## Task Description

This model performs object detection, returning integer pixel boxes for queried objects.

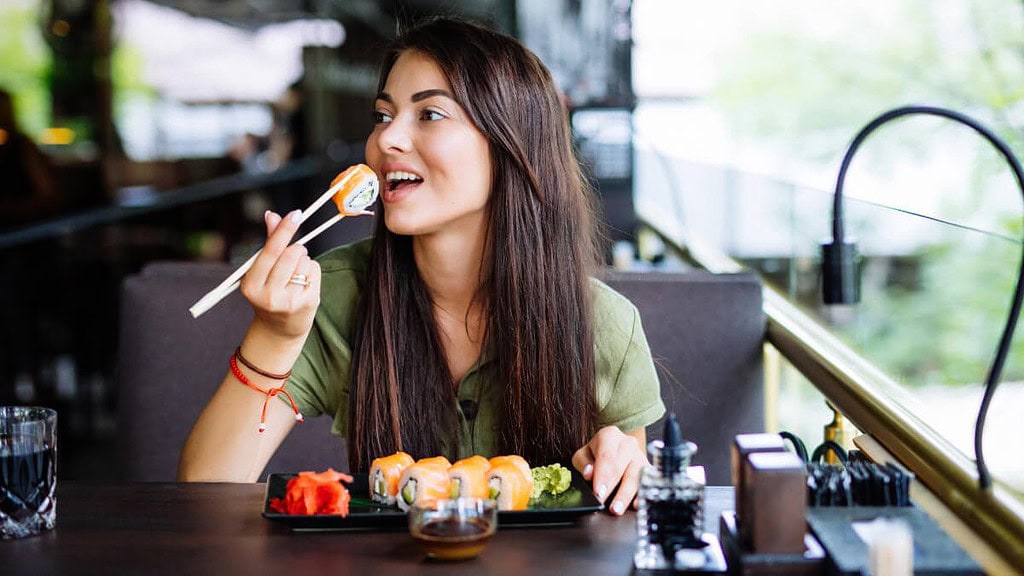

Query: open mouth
[385,170,424,192]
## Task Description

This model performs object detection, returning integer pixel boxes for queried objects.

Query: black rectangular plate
[262,469,603,531]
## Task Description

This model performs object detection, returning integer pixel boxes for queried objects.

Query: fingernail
[289,209,302,222]
[611,501,624,515]
[597,484,607,500]
[264,210,272,224]
[583,464,593,478]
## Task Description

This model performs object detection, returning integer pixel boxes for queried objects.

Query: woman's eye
[372,111,393,124]
[420,109,445,121]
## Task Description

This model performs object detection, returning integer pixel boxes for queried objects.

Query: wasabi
[530,463,572,499]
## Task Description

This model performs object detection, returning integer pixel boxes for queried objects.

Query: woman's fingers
[609,459,643,516]
[237,209,321,341]
[265,210,283,235]
[266,243,308,293]
[589,427,630,505]
[571,445,596,481]
[308,260,322,303]
[286,257,320,307]
[247,210,302,287]
[581,426,646,516]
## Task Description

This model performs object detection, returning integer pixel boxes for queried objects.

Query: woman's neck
[412,225,488,316]
[414,225,489,382]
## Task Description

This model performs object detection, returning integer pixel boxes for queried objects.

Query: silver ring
[288,273,311,287]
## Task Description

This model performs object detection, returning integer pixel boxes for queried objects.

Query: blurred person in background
[0,88,59,229]
[227,81,308,176]
[0,87,61,403]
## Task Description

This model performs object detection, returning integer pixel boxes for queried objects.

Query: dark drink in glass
[0,407,57,540]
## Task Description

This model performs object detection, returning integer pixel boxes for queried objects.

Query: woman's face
[366,50,493,237]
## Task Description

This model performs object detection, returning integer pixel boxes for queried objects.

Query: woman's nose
[375,117,412,153]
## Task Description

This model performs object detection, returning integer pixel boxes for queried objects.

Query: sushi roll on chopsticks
[369,451,415,506]
[448,455,491,499]
[397,456,452,511]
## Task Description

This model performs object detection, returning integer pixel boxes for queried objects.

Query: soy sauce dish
[408,498,497,561]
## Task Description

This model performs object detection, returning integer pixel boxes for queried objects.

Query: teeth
[385,171,422,182]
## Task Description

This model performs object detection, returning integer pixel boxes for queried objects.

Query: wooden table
[0,483,733,576]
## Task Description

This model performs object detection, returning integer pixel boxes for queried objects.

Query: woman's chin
[383,214,426,236]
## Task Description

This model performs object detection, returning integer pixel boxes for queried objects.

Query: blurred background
[1,0,1022,499]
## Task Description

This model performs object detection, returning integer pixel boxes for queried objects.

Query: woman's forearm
[178,325,306,482]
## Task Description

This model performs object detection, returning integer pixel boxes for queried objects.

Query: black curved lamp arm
[825,105,1024,490]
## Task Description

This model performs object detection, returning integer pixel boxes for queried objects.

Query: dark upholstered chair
[117,262,342,482]
[118,263,764,484]
[604,270,765,485]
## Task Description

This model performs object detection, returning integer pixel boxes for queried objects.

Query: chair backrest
[604,270,765,485]
[118,263,765,485]
[117,262,342,482]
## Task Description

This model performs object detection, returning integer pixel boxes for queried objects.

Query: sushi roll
[329,163,379,215]
[396,457,451,511]
[369,451,415,505]
[488,455,532,485]
[417,455,451,469]
[486,461,533,511]
[448,455,491,499]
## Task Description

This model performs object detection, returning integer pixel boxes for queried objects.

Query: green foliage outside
[110,39,158,143]
[710,0,1024,387]
[0,5,52,138]
[0,2,155,143]
[847,221,1023,386]
[713,0,1024,160]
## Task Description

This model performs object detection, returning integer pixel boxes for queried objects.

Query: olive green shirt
[284,239,665,459]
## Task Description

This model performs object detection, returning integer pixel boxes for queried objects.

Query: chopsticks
[189,168,376,318]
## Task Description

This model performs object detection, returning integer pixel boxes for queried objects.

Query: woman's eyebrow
[375,89,455,103]
[411,89,454,102]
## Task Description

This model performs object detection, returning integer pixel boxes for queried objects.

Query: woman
[179,17,665,516]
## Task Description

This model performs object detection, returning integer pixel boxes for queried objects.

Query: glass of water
[0,406,57,540]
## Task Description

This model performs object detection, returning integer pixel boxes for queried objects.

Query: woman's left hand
[572,426,648,516]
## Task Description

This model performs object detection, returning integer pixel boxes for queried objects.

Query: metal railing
[0,158,320,250]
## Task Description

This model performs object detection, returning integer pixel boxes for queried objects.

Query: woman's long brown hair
[348,17,603,471]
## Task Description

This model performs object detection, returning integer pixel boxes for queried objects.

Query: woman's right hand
[239,210,321,341]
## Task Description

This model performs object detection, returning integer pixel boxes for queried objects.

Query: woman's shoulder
[589,277,639,318]
[588,277,641,349]
[312,238,373,329]
[316,237,373,274]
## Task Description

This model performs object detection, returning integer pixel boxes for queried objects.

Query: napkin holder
[719,511,825,576]
[805,507,984,575]
[724,449,826,575]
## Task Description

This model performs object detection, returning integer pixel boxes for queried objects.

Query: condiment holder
[634,413,727,573]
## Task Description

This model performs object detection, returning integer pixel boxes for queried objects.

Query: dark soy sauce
[0,439,55,520]
[413,517,493,560]
[647,496,705,556]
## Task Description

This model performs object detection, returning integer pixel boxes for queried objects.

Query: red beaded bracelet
[229,354,303,433]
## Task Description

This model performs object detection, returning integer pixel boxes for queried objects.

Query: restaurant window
[632,0,1024,497]
[111,0,342,161]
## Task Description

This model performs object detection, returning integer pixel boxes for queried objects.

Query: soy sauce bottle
[634,413,705,570]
